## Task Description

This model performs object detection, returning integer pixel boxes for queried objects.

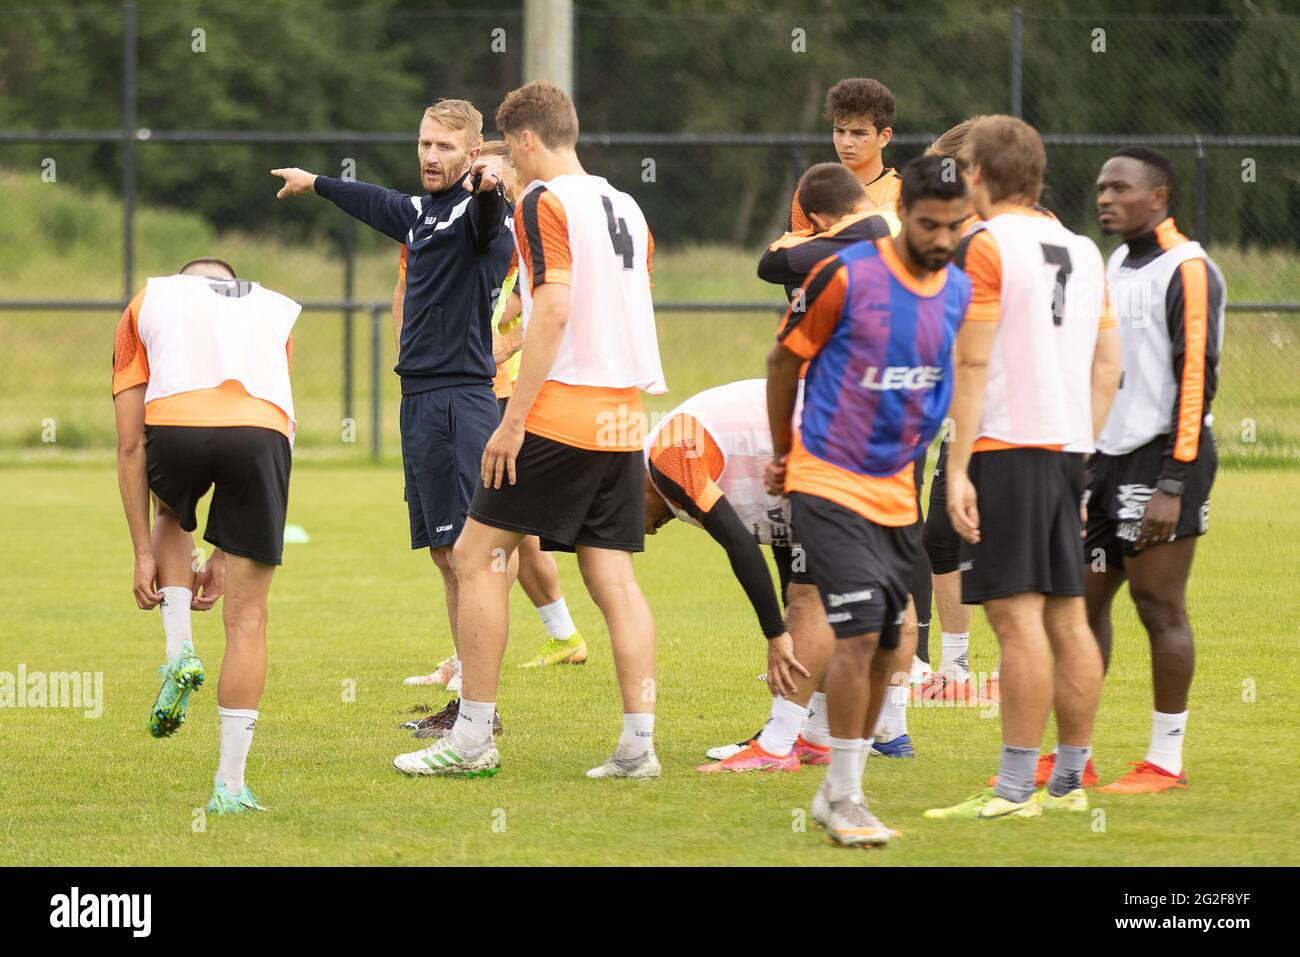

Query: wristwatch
[1156,477,1185,497]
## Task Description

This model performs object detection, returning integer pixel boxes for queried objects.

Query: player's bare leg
[818,630,893,846]
[393,518,520,778]
[1101,537,1197,792]
[208,555,275,812]
[578,545,660,779]
[871,598,917,756]
[147,498,208,738]
[452,520,523,702]
[1084,560,1127,671]
[917,570,983,701]
[984,593,1053,801]
[785,583,835,707]
[516,535,588,668]
[1040,595,1103,803]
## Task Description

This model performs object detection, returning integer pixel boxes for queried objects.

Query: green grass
[1,167,1298,462]
[1,463,1297,866]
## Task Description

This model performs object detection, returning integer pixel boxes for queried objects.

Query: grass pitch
[1,463,1297,866]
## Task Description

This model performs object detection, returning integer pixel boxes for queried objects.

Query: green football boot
[148,644,205,738]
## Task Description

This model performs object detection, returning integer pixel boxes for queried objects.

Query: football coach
[272,98,512,683]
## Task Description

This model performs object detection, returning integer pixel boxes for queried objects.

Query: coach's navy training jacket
[315,175,513,395]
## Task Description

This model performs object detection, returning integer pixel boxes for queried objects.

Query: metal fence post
[122,0,138,298]
[370,304,382,461]
[1194,135,1208,244]
[1010,6,1023,119]
[343,213,356,427]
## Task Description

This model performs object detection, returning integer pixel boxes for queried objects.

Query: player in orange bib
[112,257,297,815]
[393,82,666,781]
[924,117,1123,821]
[788,78,902,234]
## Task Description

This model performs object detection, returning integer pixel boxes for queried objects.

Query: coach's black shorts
[1084,427,1216,571]
[960,448,1086,604]
[145,424,291,566]
[401,384,498,551]
[789,491,918,646]
[922,441,962,575]
[470,432,645,552]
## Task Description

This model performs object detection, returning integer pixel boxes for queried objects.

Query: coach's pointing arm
[271,167,414,243]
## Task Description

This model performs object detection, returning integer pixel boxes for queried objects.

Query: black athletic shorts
[789,491,918,646]
[960,448,1086,604]
[145,424,291,566]
[923,441,962,575]
[401,384,498,551]
[771,542,815,607]
[1084,427,1216,571]
[498,396,510,420]
[469,431,645,552]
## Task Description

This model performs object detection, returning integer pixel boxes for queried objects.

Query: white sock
[871,685,910,741]
[1146,710,1187,774]
[616,712,654,759]
[756,696,807,756]
[536,598,577,640]
[160,586,193,661]
[216,707,258,793]
[827,737,864,800]
[939,632,970,675]
[449,697,496,754]
[857,738,872,780]
[803,691,831,746]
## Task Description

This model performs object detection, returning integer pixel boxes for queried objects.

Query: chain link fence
[2,3,1297,463]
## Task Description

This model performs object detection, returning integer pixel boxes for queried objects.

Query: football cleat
[793,735,830,766]
[148,645,205,738]
[826,793,892,848]
[910,669,977,703]
[206,781,266,815]
[519,633,588,668]
[1099,761,1188,794]
[403,656,458,687]
[923,787,1042,820]
[870,733,915,758]
[413,698,503,739]
[393,738,501,778]
[705,729,763,762]
[696,740,799,773]
[1031,787,1089,813]
[586,750,661,779]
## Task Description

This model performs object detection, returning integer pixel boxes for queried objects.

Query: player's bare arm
[113,384,162,610]
[190,548,225,611]
[1090,324,1123,442]
[945,318,998,544]
[764,343,803,496]
[481,282,569,490]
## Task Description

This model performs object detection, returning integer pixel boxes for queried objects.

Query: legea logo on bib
[861,366,943,391]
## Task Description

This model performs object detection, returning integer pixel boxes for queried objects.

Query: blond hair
[423,98,483,142]
[925,116,986,166]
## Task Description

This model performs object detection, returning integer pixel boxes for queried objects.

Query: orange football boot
[1099,761,1188,794]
